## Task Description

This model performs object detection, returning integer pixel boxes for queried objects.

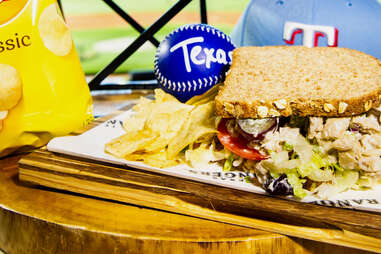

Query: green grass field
[62,0,250,74]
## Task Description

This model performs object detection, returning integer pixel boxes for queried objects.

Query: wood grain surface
[2,155,374,254]
[16,105,381,253]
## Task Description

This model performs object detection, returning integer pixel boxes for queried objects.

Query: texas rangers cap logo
[283,21,338,47]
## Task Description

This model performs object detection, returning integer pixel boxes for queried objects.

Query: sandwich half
[215,46,381,198]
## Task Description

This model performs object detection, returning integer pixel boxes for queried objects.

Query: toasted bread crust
[215,46,381,118]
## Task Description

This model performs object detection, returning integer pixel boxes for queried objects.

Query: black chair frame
[61,0,208,91]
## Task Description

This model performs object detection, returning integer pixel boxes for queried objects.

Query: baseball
[154,24,235,102]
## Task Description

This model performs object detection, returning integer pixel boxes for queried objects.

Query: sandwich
[106,45,381,199]
[214,46,381,198]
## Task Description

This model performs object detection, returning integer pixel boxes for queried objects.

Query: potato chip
[145,108,192,152]
[107,89,219,168]
[105,130,158,158]
[186,83,221,106]
[122,89,194,153]
[123,92,193,133]
[147,102,192,130]
[123,97,153,132]
[122,114,146,132]
[125,151,179,168]
[131,96,154,116]
[152,100,193,115]
[139,151,180,168]
[123,152,149,164]
[167,102,216,158]
[154,89,179,103]
[38,3,72,56]
[185,143,225,169]
[0,64,22,111]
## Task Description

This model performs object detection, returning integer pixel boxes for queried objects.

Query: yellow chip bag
[0,0,93,157]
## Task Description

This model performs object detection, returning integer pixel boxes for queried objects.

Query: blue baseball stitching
[156,71,221,92]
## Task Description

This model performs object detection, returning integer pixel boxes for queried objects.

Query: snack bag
[0,0,93,157]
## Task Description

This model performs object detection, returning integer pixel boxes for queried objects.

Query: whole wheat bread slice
[215,46,381,118]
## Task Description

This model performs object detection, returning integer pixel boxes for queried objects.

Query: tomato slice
[217,119,268,161]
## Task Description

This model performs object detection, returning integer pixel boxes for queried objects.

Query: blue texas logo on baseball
[154,24,236,102]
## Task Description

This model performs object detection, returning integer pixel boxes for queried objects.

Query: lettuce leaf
[298,152,334,181]
[286,170,307,198]
[314,170,359,199]
[223,153,235,171]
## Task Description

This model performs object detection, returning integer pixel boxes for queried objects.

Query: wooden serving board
[1,155,372,254]
[18,113,381,253]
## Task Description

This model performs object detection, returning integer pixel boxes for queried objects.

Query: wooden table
[0,92,376,254]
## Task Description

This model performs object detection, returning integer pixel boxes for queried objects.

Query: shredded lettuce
[283,142,293,151]
[312,145,322,154]
[331,163,344,172]
[293,135,313,163]
[244,176,253,183]
[271,151,289,167]
[286,170,307,198]
[270,171,280,179]
[252,122,370,199]
[354,175,377,190]
[266,147,354,199]
[263,150,302,173]
[314,170,359,199]
[298,152,333,181]
[223,153,235,171]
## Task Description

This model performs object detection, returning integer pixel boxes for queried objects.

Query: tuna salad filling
[215,109,381,199]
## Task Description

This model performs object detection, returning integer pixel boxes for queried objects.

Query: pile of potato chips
[105,86,221,168]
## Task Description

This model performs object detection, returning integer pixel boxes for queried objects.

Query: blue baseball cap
[231,0,381,59]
